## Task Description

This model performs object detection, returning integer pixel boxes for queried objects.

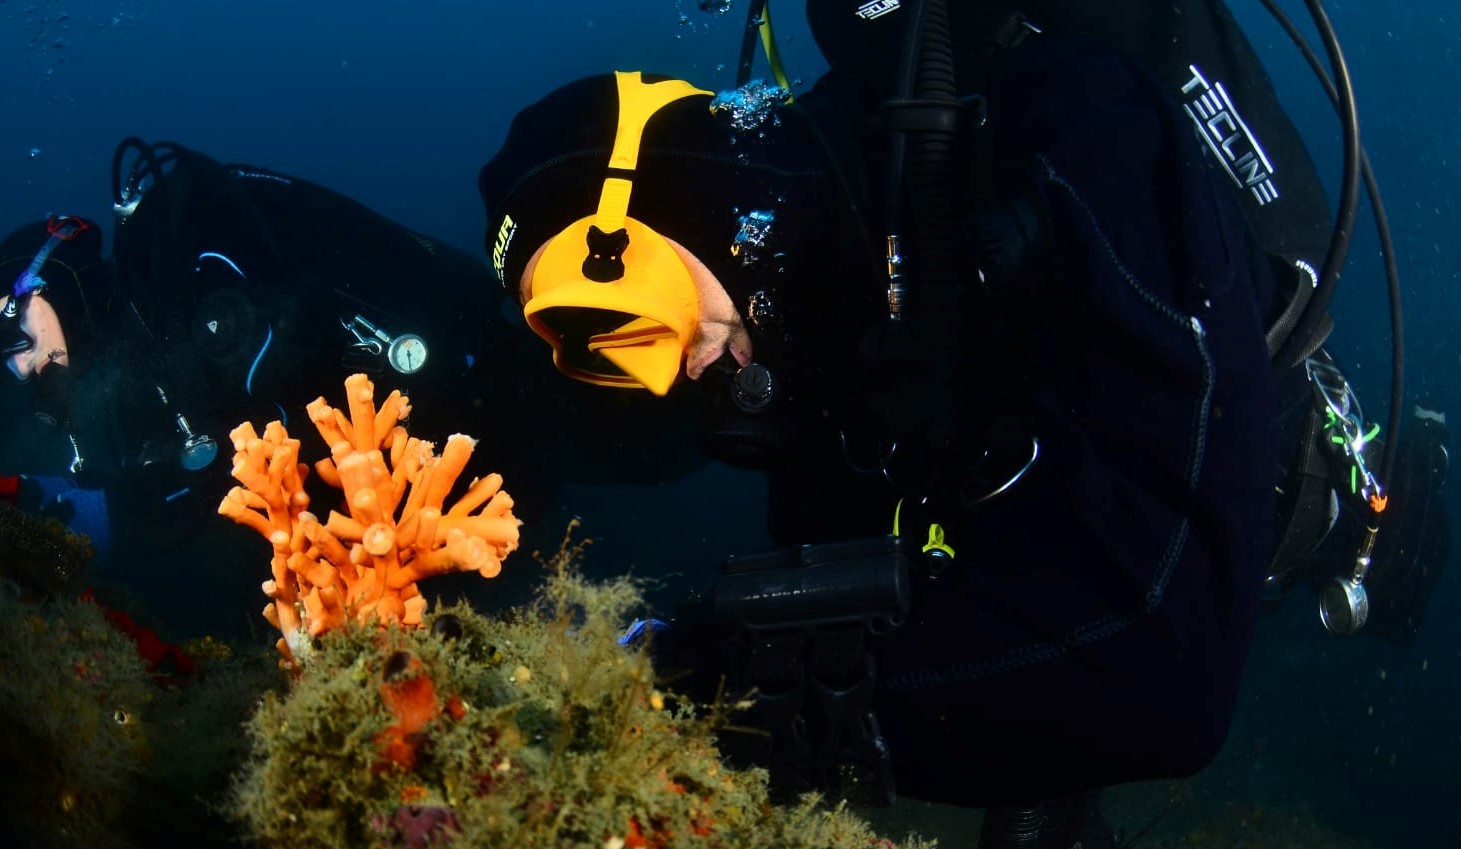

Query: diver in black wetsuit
[2,140,515,532]
[0,142,527,627]
[1,139,713,631]
[475,2,1443,844]
[478,0,1279,825]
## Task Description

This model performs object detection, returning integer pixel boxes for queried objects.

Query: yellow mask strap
[756,2,795,96]
[583,72,711,282]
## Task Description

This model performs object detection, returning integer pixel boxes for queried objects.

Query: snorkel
[10,219,74,299]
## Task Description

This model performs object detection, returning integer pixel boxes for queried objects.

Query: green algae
[0,503,93,599]
[231,525,934,849]
[0,592,152,848]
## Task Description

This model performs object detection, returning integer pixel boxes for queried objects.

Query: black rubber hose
[1269,1,1362,376]
[883,0,923,239]
[111,137,160,207]
[904,0,963,460]
[111,139,184,213]
[735,0,769,87]
[907,0,959,264]
[1260,0,1403,489]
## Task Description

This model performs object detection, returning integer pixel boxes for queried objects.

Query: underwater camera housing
[670,535,912,804]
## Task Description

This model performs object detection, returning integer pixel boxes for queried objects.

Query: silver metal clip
[341,314,390,356]
[67,432,84,474]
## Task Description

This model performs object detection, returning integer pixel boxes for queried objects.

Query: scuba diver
[478,0,1443,846]
[1,138,713,631]
[2,140,521,514]
[1,217,118,555]
[0,141,521,625]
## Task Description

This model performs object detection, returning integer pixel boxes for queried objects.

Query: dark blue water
[0,0,828,251]
[2,2,1457,847]
[1229,6,1461,847]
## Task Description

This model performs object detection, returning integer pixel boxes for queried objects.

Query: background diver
[0,137,705,635]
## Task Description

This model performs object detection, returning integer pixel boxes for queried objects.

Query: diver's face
[1,292,70,381]
[519,235,752,381]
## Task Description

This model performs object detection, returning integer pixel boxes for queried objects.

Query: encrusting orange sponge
[217,373,519,665]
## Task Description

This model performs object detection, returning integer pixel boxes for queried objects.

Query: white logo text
[1181,65,1279,206]
[856,0,900,21]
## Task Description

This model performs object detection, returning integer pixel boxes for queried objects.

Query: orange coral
[218,372,519,664]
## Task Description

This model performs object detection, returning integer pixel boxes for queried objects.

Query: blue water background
[1,1,1458,846]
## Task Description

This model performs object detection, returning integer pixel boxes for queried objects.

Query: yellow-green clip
[893,499,956,558]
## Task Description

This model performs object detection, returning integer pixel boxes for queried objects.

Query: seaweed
[0,592,151,848]
[231,522,933,849]
[0,503,93,599]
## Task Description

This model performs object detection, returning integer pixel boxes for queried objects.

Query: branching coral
[218,372,520,664]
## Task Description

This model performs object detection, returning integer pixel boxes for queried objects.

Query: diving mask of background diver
[1,291,68,380]
[522,71,711,397]
[3,216,91,381]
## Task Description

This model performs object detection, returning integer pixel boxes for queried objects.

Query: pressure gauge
[386,334,428,375]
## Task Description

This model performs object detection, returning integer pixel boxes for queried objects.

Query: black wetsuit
[769,30,1281,806]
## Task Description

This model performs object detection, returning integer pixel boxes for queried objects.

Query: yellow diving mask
[523,71,712,397]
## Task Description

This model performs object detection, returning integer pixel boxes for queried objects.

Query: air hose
[869,0,966,474]
[1267,0,1362,375]
[905,0,963,460]
[1259,0,1403,508]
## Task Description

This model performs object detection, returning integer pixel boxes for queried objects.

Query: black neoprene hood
[478,73,831,301]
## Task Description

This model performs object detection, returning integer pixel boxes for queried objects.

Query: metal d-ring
[968,436,1040,506]
[839,429,900,479]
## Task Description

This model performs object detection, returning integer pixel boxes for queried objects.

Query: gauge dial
[386,334,428,375]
